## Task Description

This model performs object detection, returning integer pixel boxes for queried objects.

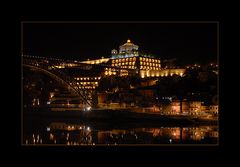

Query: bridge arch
[22,62,91,106]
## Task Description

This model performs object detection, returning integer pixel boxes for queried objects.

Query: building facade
[105,39,185,78]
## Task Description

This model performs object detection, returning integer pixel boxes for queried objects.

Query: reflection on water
[23,120,218,145]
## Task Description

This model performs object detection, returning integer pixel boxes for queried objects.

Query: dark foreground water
[23,114,218,145]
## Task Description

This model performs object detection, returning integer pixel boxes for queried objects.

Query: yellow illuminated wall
[74,77,101,89]
[110,56,186,78]
[140,69,185,78]
[111,57,136,69]
[139,57,161,70]
[111,56,161,70]
[80,57,110,64]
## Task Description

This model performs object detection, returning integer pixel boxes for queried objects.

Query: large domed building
[105,39,184,78]
[80,39,185,78]
[111,39,139,59]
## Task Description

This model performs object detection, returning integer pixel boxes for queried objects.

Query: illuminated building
[80,57,110,64]
[106,39,185,77]
[74,77,101,90]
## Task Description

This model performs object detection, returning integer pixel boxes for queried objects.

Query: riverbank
[23,107,218,127]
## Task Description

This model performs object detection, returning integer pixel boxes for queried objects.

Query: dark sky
[22,22,217,65]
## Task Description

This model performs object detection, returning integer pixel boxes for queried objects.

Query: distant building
[105,39,185,78]
[161,100,205,115]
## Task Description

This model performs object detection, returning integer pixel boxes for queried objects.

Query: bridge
[22,55,137,109]
[22,55,94,107]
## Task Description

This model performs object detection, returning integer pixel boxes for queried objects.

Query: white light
[86,107,91,111]
[87,127,90,131]
[47,127,50,131]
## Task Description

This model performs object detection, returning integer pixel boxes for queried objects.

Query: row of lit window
[112,57,136,63]
[112,64,160,68]
[105,71,117,76]
[140,57,160,63]
[75,86,96,89]
[140,63,160,67]
[75,77,101,81]
[140,62,160,66]
[140,66,161,70]
[122,66,135,69]
[105,68,118,71]
[105,70,129,76]
[112,65,135,69]
[112,61,136,66]
[76,82,98,85]
[141,72,183,78]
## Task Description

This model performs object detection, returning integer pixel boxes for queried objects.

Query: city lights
[23,23,218,146]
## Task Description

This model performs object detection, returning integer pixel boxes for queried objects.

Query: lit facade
[105,39,185,77]
[74,77,101,90]
[140,69,185,78]
[80,57,110,64]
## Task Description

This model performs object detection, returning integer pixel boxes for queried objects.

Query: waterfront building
[105,39,185,78]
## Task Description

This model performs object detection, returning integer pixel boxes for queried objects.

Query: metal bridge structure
[22,55,93,107]
[22,55,138,108]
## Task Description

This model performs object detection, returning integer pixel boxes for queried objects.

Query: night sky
[22,22,217,65]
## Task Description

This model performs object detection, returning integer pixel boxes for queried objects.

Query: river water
[22,112,218,145]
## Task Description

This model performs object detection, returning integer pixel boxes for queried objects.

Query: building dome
[119,39,139,54]
[122,39,134,46]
